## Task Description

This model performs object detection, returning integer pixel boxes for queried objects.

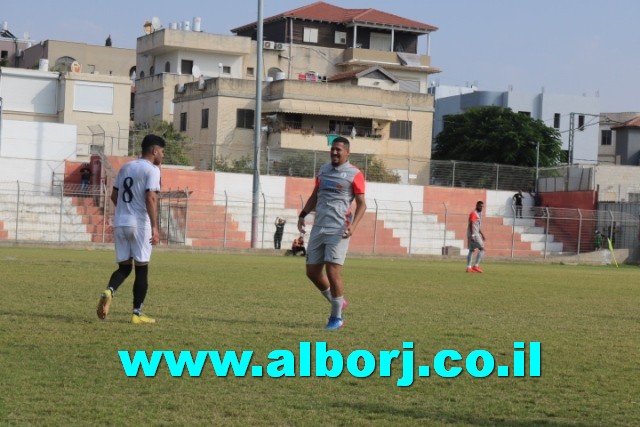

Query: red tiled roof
[612,117,640,130]
[231,1,437,33]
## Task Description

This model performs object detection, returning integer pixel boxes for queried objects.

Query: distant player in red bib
[298,137,367,330]
[466,201,486,273]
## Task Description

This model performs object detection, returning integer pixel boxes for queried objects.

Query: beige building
[22,39,135,77]
[134,2,440,182]
[0,67,132,159]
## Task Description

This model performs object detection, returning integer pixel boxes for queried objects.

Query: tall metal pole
[251,0,264,248]
[535,141,540,193]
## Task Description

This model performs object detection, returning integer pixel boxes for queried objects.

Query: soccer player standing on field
[97,134,165,324]
[298,137,367,330]
[466,200,486,273]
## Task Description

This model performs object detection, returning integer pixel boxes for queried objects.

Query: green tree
[432,106,563,167]
[351,156,400,183]
[130,120,192,166]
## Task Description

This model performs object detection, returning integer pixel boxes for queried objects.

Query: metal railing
[3,180,636,262]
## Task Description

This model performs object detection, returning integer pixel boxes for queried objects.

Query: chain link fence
[2,180,637,263]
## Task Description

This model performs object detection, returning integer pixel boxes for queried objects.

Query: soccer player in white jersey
[97,134,165,324]
[298,137,367,330]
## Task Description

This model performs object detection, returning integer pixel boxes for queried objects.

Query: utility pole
[251,0,264,248]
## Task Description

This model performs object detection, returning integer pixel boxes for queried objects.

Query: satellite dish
[192,65,201,79]
[151,17,161,30]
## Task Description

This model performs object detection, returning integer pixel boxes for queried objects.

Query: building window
[578,114,585,131]
[518,111,531,117]
[164,61,171,73]
[223,66,231,74]
[201,108,209,129]
[334,31,347,44]
[303,27,319,43]
[390,120,412,140]
[1,50,8,59]
[553,113,561,129]
[139,71,145,79]
[149,66,155,75]
[181,59,193,75]
[246,67,255,77]
[601,130,612,146]
[236,109,254,129]
[180,112,187,132]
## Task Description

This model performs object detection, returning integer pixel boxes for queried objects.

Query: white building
[430,85,600,164]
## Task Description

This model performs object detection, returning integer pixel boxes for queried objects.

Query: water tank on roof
[193,17,201,32]
[38,59,49,71]
[275,72,286,81]
[183,20,191,31]
[170,22,177,30]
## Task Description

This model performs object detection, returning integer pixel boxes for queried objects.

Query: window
[370,32,392,51]
[139,71,145,79]
[601,130,612,146]
[553,113,561,129]
[334,31,347,44]
[164,61,171,73]
[518,111,531,117]
[149,66,155,75]
[223,66,231,74]
[236,109,254,129]
[181,59,193,75]
[578,114,585,131]
[1,50,8,59]
[246,67,255,77]
[390,120,412,140]
[303,27,319,43]
[180,112,187,132]
[201,108,209,129]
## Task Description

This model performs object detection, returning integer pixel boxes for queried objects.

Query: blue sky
[4,0,639,112]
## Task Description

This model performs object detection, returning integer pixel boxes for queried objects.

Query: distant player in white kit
[96,134,165,323]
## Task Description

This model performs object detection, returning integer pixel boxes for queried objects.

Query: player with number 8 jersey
[96,134,166,324]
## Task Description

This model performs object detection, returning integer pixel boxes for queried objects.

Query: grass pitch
[0,247,638,426]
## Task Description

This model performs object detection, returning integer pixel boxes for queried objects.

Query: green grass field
[1,246,638,426]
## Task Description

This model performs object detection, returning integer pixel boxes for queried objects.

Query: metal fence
[2,180,636,263]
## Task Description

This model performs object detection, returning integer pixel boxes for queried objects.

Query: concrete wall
[0,120,77,186]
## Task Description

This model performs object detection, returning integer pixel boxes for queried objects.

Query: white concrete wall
[0,120,77,186]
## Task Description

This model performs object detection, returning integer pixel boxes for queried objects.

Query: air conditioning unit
[338,37,346,44]
[275,42,286,51]
[263,41,274,50]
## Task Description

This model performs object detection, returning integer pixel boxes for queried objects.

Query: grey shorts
[114,225,152,263]
[306,227,350,265]
[468,237,484,251]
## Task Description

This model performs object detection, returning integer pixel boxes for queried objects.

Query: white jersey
[113,159,161,227]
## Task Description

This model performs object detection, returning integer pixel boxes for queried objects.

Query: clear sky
[4,0,639,112]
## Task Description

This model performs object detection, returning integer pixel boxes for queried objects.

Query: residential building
[598,112,640,165]
[430,85,600,165]
[0,22,32,68]
[0,67,132,164]
[134,2,440,183]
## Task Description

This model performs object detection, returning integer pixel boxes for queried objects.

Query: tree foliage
[432,106,564,167]
[130,120,192,166]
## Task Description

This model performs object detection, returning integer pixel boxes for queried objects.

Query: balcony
[341,48,439,73]
[137,29,252,56]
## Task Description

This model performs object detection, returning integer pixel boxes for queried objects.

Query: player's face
[476,202,484,212]
[330,142,349,166]
[152,146,165,166]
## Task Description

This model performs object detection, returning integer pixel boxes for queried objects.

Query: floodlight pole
[251,0,264,248]
[535,140,539,192]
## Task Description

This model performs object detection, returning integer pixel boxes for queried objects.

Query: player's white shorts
[306,226,350,266]
[114,225,152,263]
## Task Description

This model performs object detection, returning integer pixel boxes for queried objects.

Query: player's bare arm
[146,190,160,245]
[298,187,318,234]
[110,188,119,207]
[343,193,367,238]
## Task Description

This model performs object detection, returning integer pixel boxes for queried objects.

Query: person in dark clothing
[274,217,286,249]
[512,190,524,218]
[291,234,306,256]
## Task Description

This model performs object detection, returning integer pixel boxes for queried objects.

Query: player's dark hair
[332,136,350,148]
[141,134,166,154]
